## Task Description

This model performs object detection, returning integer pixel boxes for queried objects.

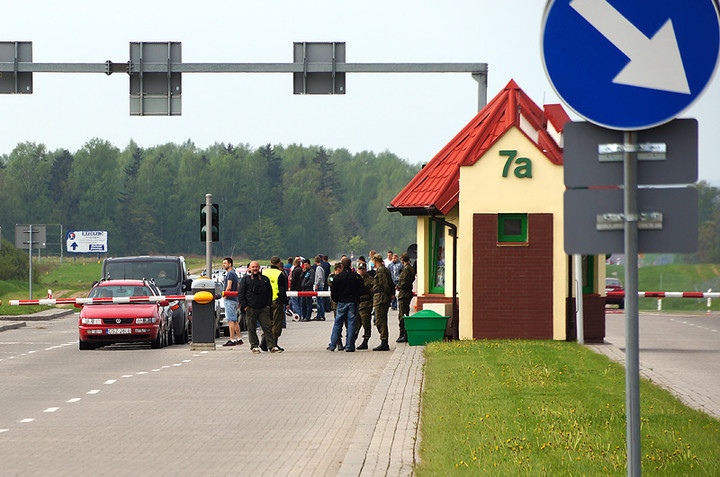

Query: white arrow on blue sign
[542,0,720,130]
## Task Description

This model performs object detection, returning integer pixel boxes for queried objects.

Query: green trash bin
[404,309,448,346]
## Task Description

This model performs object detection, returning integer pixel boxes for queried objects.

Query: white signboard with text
[66,230,108,253]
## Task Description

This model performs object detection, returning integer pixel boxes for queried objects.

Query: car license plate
[107,328,132,334]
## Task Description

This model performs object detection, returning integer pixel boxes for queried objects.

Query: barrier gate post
[190,277,218,350]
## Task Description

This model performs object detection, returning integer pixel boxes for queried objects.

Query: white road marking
[104,380,117,385]
[66,398,81,403]
[151,369,161,372]
[44,347,54,351]
[27,350,36,354]
[8,356,15,359]
[136,371,148,375]
[86,390,100,395]
[172,363,182,367]
[161,365,170,369]
[121,375,133,378]
[19,418,34,423]
[0,429,9,433]
[44,407,60,413]
[201,351,209,354]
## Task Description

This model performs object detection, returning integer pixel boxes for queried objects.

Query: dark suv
[102,256,192,343]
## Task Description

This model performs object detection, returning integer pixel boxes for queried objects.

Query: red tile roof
[389,79,571,216]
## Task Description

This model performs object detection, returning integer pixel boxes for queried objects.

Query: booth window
[429,221,445,294]
[498,213,527,243]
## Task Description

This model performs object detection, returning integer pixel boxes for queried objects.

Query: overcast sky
[2,1,719,184]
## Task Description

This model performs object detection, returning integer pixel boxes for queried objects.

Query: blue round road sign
[542,0,720,130]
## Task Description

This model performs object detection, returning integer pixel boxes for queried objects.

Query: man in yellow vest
[261,256,289,352]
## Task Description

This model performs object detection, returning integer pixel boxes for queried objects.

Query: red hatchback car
[78,279,173,350]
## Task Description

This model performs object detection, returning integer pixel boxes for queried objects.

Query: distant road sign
[66,230,107,253]
[542,0,720,129]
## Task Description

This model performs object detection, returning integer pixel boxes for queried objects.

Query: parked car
[78,279,173,350]
[605,277,625,309]
[102,256,192,344]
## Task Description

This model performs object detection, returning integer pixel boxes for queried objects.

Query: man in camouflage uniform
[371,253,394,351]
[395,253,415,343]
[353,262,374,350]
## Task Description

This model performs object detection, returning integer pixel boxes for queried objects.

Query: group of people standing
[221,256,287,354]
[219,250,416,354]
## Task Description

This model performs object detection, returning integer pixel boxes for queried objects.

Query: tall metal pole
[205,193,212,278]
[573,254,585,344]
[28,224,33,300]
[60,224,63,263]
[623,131,641,476]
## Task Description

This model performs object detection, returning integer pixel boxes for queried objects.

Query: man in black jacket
[239,261,277,353]
[329,257,363,352]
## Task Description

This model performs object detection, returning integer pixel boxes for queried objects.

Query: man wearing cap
[396,253,415,343]
[354,261,374,349]
[371,253,394,351]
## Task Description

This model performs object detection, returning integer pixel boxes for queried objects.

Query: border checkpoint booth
[388,79,606,342]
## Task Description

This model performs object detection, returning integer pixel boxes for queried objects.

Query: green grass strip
[417,340,720,476]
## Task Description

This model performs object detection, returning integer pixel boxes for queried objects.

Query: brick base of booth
[565,294,606,343]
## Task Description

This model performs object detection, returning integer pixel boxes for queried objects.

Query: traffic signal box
[200,203,219,242]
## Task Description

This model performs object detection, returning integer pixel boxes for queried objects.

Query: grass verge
[416,340,719,476]
[1,257,101,315]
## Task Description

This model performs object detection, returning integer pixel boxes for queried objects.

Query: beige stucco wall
[457,127,567,340]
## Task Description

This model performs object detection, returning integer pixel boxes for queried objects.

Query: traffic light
[200,203,219,242]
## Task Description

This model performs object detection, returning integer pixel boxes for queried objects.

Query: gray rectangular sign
[0,41,32,94]
[129,42,181,116]
[564,119,698,187]
[293,42,346,94]
[15,225,47,250]
[564,187,698,254]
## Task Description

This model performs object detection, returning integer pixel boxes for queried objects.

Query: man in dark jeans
[300,259,315,322]
[329,257,363,352]
[238,261,279,353]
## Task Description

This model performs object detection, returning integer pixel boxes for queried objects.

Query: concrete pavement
[587,311,720,420]
[1,306,424,476]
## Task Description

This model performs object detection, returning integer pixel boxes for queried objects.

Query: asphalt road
[594,311,720,419]
[0,312,421,476]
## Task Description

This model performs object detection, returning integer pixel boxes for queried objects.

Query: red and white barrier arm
[222,291,331,298]
[6,295,195,306]
[607,291,720,299]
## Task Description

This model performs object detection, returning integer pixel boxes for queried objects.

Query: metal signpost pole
[28,224,33,299]
[573,254,584,344]
[623,131,641,476]
[205,193,212,278]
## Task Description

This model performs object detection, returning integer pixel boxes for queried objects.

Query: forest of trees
[0,140,421,260]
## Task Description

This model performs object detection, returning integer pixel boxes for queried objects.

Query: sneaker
[234,339,244,345]
[312,316,326,321]
[270,346,283,353]
[223,339,236,347]
[260,342,268,352]
[251,347,261,354]
[327,346,335,351]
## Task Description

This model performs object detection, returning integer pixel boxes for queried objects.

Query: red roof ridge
[390,79,569,215]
